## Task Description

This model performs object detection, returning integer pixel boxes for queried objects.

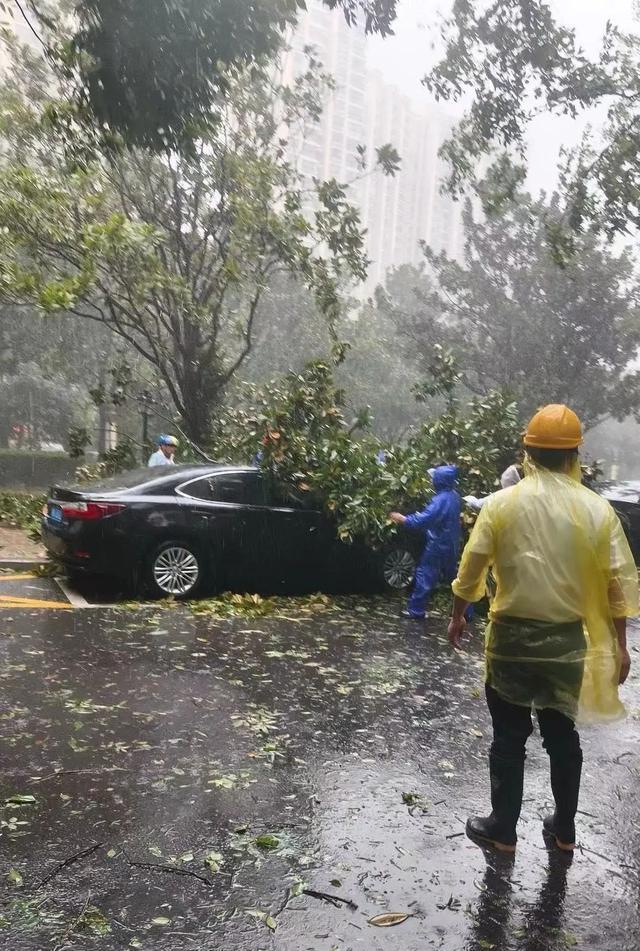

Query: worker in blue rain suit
[389,465,463,619]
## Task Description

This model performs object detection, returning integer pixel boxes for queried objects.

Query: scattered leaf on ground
[563,933,579,948]
[368,912,412,927]
[255,834,280,850]
[204,851,223,872]
[4,795,36,806]
[330,878,342,888]
[79,907,111,936]
[208,776,236,789]
[6,869,23,887]
[179,851,194,864]
[246,909,278,931]
[151,917,171,926]
[402,792,422,805]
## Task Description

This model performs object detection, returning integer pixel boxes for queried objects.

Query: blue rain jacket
[405,465,462,572]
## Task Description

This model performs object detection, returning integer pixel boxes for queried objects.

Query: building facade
[288,1,465,292]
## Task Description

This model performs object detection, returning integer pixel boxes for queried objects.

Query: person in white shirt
[464,460,523,511]
[148,435,179,467]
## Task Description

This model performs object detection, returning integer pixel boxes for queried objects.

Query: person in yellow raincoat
[448,404,638,853]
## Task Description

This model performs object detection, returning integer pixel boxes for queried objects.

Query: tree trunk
[0,416,10,448]
[181,388,225,448]
[178,333,225,447]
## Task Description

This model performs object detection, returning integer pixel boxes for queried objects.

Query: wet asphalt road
[1,598,640,950]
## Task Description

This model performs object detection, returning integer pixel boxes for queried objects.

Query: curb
[54,577,91,609]
[0,558,48,570]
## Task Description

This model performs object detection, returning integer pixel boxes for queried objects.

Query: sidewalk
[0,526,46,562]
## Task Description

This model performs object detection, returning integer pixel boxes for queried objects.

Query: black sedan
[599,481,640,561]
[41,464,422,598]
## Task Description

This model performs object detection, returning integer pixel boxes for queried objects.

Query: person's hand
[448,616,467,649]
[389,512,405,525]
[619,647,631,685]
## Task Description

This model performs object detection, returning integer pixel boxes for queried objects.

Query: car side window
[182,477,214,501]
[210,473,268,506]
[267,479,320,511]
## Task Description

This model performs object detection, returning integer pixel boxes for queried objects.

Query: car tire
[145,540,206,600]
[377,545,417,592]
[65,568,87,587]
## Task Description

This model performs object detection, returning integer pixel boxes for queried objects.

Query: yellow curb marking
[0,573,40,581]
[0,595,71,609]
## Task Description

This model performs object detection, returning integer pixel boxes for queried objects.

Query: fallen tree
[215,348,523,546]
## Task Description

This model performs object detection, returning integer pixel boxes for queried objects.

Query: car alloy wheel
[383,548,416,589]
[152,545,200,596]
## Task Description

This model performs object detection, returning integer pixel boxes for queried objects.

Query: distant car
[41,465,422,599]
[598,481,640,561]
[40,442,66,453]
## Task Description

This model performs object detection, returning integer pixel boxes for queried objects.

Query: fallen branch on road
[36,842,104,891]
[123,852,213,887]
[303,888,358,910]
[28,768,131,785]
[614,751,634,765]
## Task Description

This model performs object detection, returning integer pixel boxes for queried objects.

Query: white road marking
[55,577,92,608]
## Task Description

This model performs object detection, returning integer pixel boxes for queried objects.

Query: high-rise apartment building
[287,0,368,189]
[288,1,465,292]
[361,72,464,288]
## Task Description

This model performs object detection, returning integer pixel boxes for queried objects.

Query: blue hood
[431,464,459,491]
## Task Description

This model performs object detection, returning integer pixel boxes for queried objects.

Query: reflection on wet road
[1,599,639,949]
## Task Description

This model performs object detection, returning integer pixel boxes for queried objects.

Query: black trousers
[485,682,583,837]
[485,683,582,762]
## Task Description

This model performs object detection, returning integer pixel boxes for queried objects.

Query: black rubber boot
[466,815,517,853]
[542,751,582,851]
[466,751,524,853]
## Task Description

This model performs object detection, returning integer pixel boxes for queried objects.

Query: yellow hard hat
[523,404,583,449]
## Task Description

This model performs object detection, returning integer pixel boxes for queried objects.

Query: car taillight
[59,501,126,521]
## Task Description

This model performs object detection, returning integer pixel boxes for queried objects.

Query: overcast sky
[367,0,638,193]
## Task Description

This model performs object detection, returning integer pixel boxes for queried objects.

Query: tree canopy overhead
[424,0,640,242]
[16,0,397,152]
[13,0,637,240]
[382,189,640,430]
[0,42,398,442]
[66,0,301,151]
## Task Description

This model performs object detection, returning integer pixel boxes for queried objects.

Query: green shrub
[0,492,45,537]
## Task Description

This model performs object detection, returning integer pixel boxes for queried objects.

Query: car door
[260,480,336,590]
[175,474,241,586]
[213,471,278,587]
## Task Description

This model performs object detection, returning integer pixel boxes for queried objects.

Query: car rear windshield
[65,467,181,494]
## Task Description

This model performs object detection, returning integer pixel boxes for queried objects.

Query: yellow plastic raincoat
[452,460,639,723]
